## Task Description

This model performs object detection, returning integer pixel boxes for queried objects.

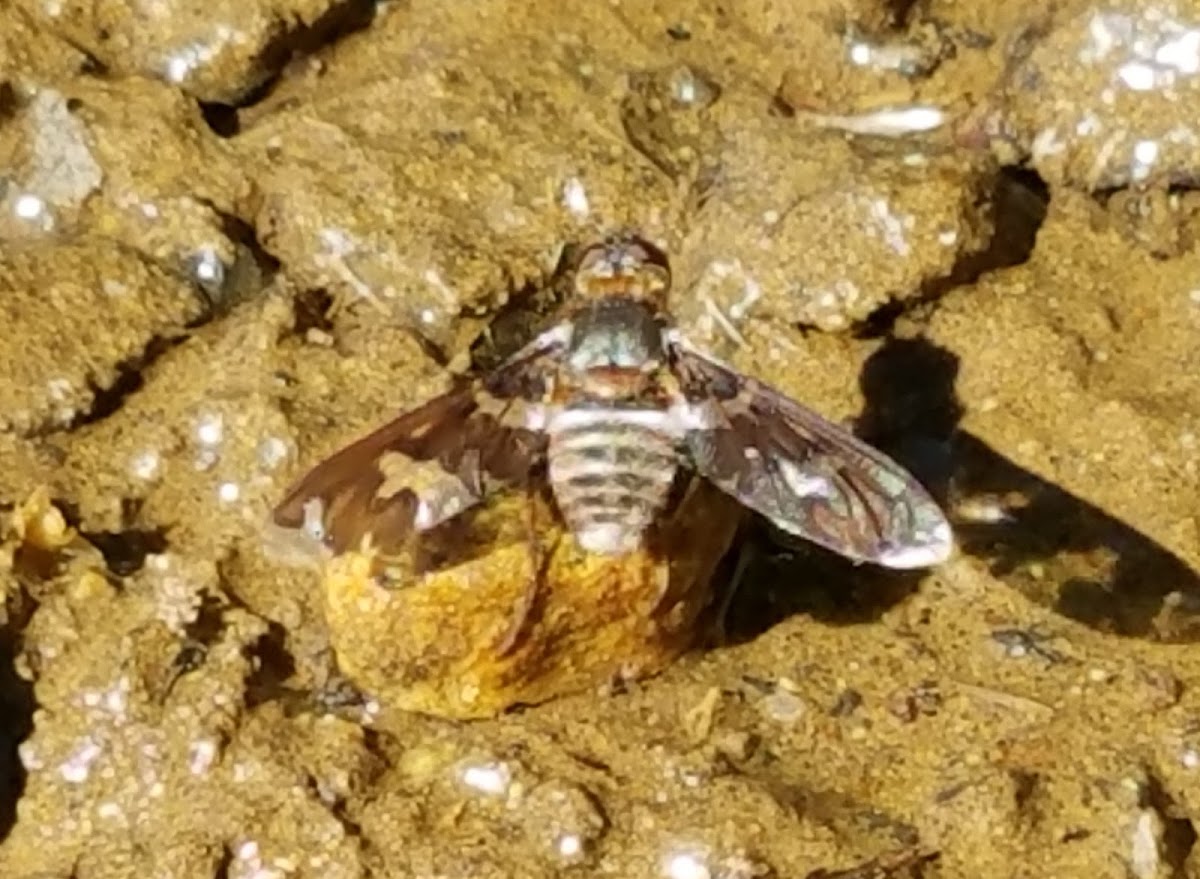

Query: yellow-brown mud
[2,0,1200,877]
[323,483,741,719]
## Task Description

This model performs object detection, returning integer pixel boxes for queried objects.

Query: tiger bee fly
[272,235,953,591]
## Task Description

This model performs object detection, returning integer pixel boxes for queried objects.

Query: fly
[270,234,954,646]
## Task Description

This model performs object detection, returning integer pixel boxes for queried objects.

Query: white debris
[865,196,912,256]
[192,246,225,286]
[955,496,1015,524]
[1130,809,1163,879]
[188,739,218,775]
[18,742,43,771]
[256,436,290,471]
[1118,60,1159,90]
[129,449,162,481]
[146,553,204,635]
[561,177,591,219]
[1031,126,1067,160]
[1156,28,1200,73]
[460,760,512,797]
[556,833,583,859]
[762,688,807,724]
[60,737,103,783]
[14,193,46,221]
[664,849,712,879]
[195,413,224,446]
[162,25,236,84]
[18,89,103,213]
[690,258,762,346]
[806,104,947,137]
[1083,9,1200,91]
[103,676,130,719]
[848,42,873,65]
[1131,138,1161,181]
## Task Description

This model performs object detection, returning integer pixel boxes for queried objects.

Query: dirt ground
[2,0,1200,876]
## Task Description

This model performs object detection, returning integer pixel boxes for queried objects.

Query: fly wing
[667,334,953,568]
[270,326,565,558]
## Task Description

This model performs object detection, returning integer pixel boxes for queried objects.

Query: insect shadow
[721,335,1200,645]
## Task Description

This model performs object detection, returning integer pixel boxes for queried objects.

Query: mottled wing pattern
[271,331,563,556]
[667,335,953,568]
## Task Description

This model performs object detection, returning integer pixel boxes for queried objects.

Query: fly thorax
[547,405,683,556]
[564,299,665,374]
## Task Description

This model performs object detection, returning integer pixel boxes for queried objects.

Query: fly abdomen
[547,407,682,555]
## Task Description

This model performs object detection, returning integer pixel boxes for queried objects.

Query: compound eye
[576,243,609,273]
[642,263,670,294]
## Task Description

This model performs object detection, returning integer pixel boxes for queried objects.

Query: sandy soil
[2,0,1200,876]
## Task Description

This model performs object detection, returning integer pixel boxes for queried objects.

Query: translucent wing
[668,334,953,568]
[270,326,566,558]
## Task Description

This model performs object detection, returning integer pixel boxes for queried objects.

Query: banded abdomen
[547,406,682,555]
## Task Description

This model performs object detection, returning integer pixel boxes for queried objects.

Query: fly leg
[648,557,675,616]
[496,482,549,656]
[705,533,756,646]
[649,476,701,617]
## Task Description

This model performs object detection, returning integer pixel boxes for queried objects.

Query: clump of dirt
[317,479,741,719]
[2,0,1200,877]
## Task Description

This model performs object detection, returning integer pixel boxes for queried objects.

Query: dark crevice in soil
[0,617,36,845]
[52,32,110,78]
[215,208,280,273]
[291,287,337,337]
[0,500,63,842]
[82,526,169,577]
[882,0,921,29]
[214,843,234,879]
[194,0,378,136]
[977,164,1050,270]
[804,848,939,879]
[194,73,275,137]
[262,0,379,78]
[0,82,17,124]
[360,727,388,765]
[216,208,282,280]
[244,620,298,708]
[184,593,228,648]
[854,163,1049,340]
[303,770,365,838]
[1141,772,1198,876]
[77,53,109,77]
[467,253,576,372]
[187,201,281,318]
[199,101,240,138]
[665,22,692,41]
[66,334,185,432]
